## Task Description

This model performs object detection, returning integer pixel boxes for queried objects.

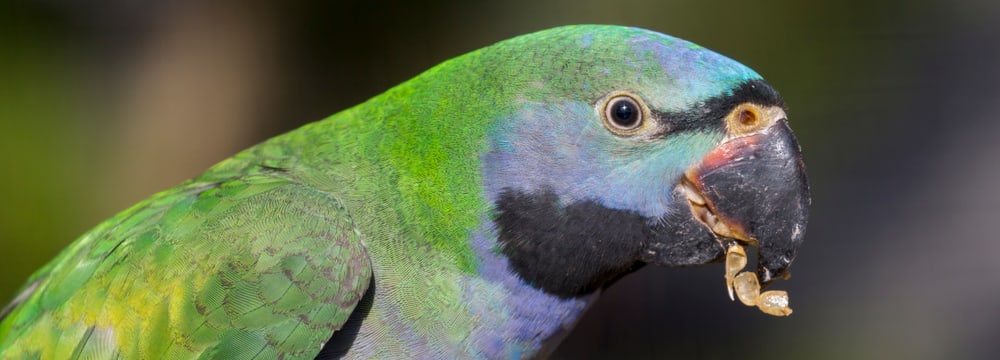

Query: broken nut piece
[722,243,794,316]
[724,244,747,301]
[733,272,760,306]
[757,291,793,316]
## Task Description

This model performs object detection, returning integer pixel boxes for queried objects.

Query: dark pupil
[612,100,638,127]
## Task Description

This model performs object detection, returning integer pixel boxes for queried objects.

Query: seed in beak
[724,244,794,316]
[734,272,760,306]
[724,244,747,301]
[758,291,793,316]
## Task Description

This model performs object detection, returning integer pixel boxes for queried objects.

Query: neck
[492,189,647,298]
[463,220,599,358]
[457,188,666,357]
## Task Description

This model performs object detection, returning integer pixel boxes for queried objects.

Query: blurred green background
[2,0,999,358]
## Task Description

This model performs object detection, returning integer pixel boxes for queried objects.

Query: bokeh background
[2,0,999,358]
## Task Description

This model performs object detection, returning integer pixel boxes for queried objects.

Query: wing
[0,174,371,359]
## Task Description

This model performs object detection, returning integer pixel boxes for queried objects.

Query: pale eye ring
[604,95,643,131]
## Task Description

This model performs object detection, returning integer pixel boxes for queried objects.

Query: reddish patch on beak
[682,120,810,284]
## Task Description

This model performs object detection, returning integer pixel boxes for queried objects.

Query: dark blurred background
[2,0,999,359]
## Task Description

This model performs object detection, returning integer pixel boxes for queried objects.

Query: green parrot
[0,25,809,359]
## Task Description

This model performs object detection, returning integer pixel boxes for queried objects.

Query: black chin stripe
[493,189,646,298]
[652,79,785,135]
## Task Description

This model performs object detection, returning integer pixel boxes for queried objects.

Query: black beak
[642,119,809,288]
[685,119,810,284]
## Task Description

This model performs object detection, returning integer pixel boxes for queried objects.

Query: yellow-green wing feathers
[0,175,371,359]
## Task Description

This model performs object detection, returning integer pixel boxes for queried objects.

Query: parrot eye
[609,98,640,128]
[600,92,648,135]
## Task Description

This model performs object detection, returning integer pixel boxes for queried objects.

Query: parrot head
[481,26,809,297]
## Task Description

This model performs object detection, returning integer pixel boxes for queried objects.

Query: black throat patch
[493,189,649,298]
